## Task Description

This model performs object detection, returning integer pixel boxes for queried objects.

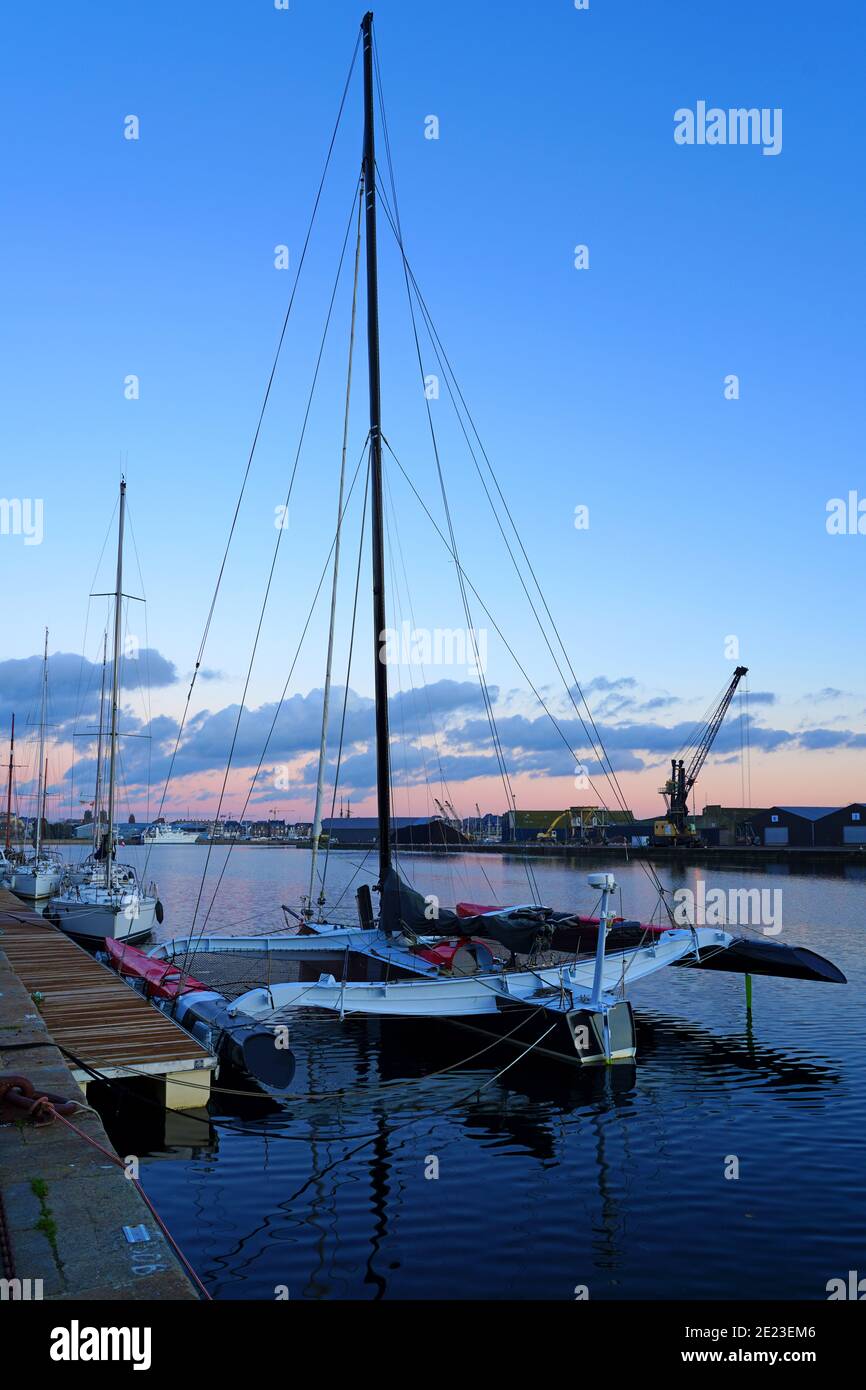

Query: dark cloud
[6,645,865,810]
[0,648,177,736]
[580,676,638,696]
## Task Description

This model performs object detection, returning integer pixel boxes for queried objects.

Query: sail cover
[379,868,551,955]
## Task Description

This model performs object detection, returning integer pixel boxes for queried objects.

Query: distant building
[814,804,866,846]
[0,813,24,840]
[501,807,634,844]
[501,810,566,843]
[460,813,501,839]
[613,820,656,847]
[321,816,469,848]
[749,805,866,848]
[246,819,289,840]
[74,821,139,842]
[700,805,767,844]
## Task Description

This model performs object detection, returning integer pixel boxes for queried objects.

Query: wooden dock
[0,889,215,1109]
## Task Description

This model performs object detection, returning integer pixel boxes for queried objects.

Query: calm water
[58,844,866,1300]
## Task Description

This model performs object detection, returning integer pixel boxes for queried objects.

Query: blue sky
[1,0,864,820]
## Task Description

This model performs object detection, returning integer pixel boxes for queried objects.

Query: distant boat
[49,480,161,944]
[143,823,201,846]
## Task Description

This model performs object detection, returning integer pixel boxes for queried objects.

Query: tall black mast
[362,11,391,885]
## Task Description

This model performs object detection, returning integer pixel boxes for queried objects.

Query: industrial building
[321,816,469,849]
[700,805,765,842]
[813,804,866,845]
[500,807,634,844]
[750,805,866,848]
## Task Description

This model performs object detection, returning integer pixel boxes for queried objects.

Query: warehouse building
[321,816,469,848]
[813,803,866,846]
[750,805,866,848]
[750,807,836,847]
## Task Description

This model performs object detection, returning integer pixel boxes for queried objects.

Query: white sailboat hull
[50,894,157,944]
[12,866,63,899]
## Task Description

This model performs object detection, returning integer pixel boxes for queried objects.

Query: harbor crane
[654,666,748,847]
[433,797,460,831]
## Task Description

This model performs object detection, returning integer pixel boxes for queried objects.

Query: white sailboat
[11,631,63,900]
[150,14,845,1065]
[1,718,14,888]
[64,632,109,890]
[49,480,160,944]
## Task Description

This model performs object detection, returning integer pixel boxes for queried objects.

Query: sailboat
[49,480,161,944]
[65,631,113,888]
[149,14,845,1065]
[1,717,17,888]
[10,631,64,900]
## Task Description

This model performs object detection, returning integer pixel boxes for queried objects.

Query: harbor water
[55,845,866,1301]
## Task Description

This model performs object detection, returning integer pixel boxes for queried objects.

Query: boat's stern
[567,999,636,1064]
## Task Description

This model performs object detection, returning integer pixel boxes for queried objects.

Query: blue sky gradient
[2,1,864,819]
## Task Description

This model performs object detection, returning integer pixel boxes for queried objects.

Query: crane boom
[657,666,748,842]
[684,666,748,793]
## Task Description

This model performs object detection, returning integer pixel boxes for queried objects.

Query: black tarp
[379,867,551,956]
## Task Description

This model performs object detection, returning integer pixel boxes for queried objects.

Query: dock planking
[0,888,215,1107]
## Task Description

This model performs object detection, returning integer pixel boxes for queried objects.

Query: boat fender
[155,899,165,925]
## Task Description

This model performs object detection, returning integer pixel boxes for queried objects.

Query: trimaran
[146,12,845,1067]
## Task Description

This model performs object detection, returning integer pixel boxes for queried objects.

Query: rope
[41,1105,211,1299]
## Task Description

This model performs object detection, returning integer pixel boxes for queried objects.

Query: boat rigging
[147,13,845,1068]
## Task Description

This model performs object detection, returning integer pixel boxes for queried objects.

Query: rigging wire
[141,31,361,884]
[123,502,153,827]
[370,134,675,915]
[320,455,372,898]
[308,179,364,915]
[370,155,637,828]
[178,181,364,947]
[179,438,371,973]
[369,52,541,907]
[382,471,498,907]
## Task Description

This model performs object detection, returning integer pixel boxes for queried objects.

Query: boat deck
[0,889,216,1108]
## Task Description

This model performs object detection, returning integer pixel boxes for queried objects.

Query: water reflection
[79,846,862,1300]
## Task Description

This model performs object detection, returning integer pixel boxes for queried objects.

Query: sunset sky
[2,0,864,825]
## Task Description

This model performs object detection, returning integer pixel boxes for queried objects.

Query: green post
[745,973,753,1012]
